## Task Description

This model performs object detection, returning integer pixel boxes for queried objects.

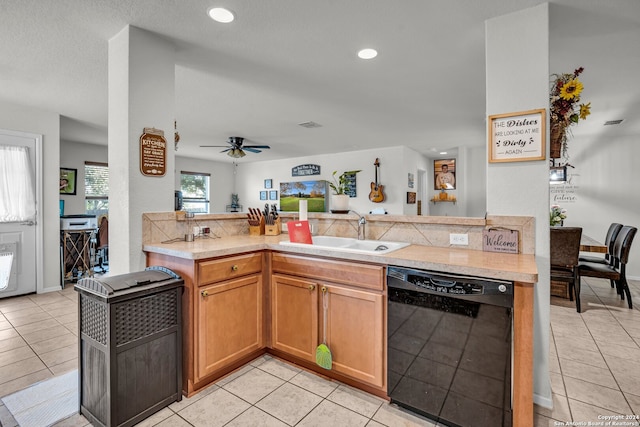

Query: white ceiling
[1,0,639,163]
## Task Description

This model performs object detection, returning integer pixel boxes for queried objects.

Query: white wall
[174,156,235,213]
[108,26,176,275]
[554,132,640,277]
[401,146,429,216]
[59,140,234,214]
[486,4,551,407]
[234,146,414,215]
[60,140,108,215]
[0,101,60,293]
[234,145,487,218]
[235,146,400,215]
[467,145,488,218]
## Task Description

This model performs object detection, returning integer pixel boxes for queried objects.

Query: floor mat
[1,370,78,427]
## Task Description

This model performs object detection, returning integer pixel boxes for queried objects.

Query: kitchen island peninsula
[143,213,537,426]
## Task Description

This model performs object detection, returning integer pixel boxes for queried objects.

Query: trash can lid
[76,266,182,296]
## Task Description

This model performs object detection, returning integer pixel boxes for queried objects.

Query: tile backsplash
[142,212,534,254]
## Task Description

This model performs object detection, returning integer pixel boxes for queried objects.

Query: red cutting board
[287,220,312,244]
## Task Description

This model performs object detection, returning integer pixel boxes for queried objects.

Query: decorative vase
[550,122,566,159]
[439,190,448,200]
[331,194,350,211]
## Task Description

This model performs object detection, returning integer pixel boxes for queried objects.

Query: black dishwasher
[387,266,513,427]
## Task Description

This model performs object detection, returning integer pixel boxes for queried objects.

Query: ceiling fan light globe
[226,148,246,158]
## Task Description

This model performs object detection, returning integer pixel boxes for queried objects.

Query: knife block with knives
[247,207,265,236]
[265,216,281,236]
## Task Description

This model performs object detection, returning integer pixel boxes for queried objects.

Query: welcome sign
[483,228,519,254]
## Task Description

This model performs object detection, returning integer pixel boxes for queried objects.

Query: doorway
[0,129,43,298]
[417,169,427,215]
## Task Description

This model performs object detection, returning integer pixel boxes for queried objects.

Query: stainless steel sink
[279,235,409,255]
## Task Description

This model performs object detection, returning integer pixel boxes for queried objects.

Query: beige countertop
[143,235,538,283]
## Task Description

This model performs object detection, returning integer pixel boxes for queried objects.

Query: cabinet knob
[308,284,316,291]
[321,286,327,293]
[201,290,209,297]
[231,265,239,271]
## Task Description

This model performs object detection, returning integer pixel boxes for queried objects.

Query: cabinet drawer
[272,253,384,291]
[198,253,263,286]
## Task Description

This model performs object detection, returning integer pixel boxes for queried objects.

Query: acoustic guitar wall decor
[369,158,385,203]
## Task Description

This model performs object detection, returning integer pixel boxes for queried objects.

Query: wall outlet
[450,233,469,245]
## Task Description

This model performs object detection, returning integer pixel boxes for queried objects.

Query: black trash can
[75,266,183,427]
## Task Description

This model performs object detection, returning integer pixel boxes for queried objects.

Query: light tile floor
[0,277,638,427]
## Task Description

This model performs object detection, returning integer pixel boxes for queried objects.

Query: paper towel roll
[299,199,308,221]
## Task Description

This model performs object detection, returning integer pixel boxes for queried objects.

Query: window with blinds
[180,171,210,213]
[85,161,109,217]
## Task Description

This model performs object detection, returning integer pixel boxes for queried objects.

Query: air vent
[298,121,322,129]
[604,119,624,126]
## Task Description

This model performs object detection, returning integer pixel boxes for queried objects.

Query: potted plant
[328,170,361,211]
[550,205,567,226]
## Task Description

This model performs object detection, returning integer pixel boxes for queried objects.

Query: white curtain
[0,145,36,222]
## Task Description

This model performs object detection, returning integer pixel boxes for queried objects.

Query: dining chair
[579,225,637,309]
[94,215,109,273]
[550,227,583,312]
[579,222,623,288]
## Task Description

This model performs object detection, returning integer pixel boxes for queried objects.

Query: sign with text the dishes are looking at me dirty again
[488,108,545,163]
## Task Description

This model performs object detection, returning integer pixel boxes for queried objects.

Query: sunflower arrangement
[550,67,591,157]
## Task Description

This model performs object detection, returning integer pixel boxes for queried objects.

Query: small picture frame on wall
[264,179,273,189]
[260,191,268,200]
[407,192,416,204]
[60,168,77,195]
[434,159,456,190]
[269,190,278,200]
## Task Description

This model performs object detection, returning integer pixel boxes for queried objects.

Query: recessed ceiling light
[439,152,447,155]
[357,48,378,60]
[208,7,235,23]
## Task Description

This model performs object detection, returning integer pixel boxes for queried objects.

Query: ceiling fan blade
[243,147,262,153]
[200,145,231,148]
[244,145,271,149]
[220,148,232,153]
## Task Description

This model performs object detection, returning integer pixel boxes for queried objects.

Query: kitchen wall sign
[140,127,167,176]
[292,164,320,176]
[482,228,519,254]
[488,108,546,163]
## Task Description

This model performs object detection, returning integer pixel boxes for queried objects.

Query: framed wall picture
[407,192,416,204]
[264,179,273,189]
[260,191,267,200]
[549,166,567,183]
[269,190,278,200]
[279,180,328,212]
[60,168,77,195]
[434,159,456,190]
[488,108,546,163]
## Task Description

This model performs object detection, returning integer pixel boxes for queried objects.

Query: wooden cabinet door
[271,274,318,362]
[196,274,263,381]
[323,284,386,388]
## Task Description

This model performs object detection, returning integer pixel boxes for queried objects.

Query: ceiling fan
[200,136,271,158]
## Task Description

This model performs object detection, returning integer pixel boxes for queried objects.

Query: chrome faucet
[349,210,366,240]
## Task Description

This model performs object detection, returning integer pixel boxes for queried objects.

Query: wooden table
[580,234,607,253]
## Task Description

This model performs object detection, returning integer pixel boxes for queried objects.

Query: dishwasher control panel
[387,266,513,299]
